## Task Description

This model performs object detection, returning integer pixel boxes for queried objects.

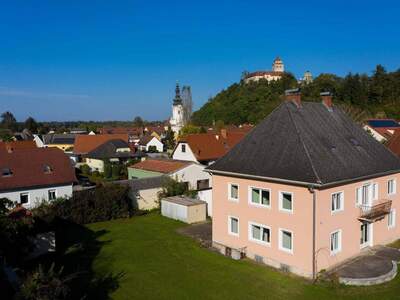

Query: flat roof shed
[161,196,206,224]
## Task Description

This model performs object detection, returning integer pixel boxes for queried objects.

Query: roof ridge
[285,102,322,184]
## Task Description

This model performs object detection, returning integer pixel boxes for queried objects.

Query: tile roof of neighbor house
[206,101,400,187]
[177,131,248,162]
[73,134,129,154]
[0,140,37,150]
[99,127,143,136]
[0,147,77,192]
[139,135,159,146]
[43,133,76,145]
[85,139,134,159]
[129,159,191,174]
[116,176,167,191]
[387,131,400,157]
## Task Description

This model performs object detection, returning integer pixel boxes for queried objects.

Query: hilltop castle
[244,57,285,83]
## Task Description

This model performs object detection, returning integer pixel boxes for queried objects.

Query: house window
[229,184,239,201]
[196,179,209,190]
[249,223,270,244]
[388,179,396,195]
[249,187,270,207]
[181,144,186,153]
[388,209,396,228]
[1,167,12,177]
[279,192,293,212]
[228,216,239,236]
[330,230,342,255]
[372,183,378,200]
[20,193,29,205]
[331,192,343,213]
[279,229,293,253]
[48,189,56,201]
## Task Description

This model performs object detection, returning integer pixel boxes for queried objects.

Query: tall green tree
[1,111,17,131]
[133,116,144,128]
[24,116,39,133]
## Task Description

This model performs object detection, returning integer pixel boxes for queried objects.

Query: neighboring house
[69,128,87,134]
[144,126,166,140]
[387,131,400,157]
[99,127,143,143]
[117,176,166,210]
[138,136,164,152]
[73,133,129,158]
[363,119,400,142]
[172,130,248,165]
[206,90,400,279]
[244,57,285,84]
[84,139,134,172]
[33,134,45,148]
[128,158,211,190]
[42,133,76,151]
[0,147,76,209]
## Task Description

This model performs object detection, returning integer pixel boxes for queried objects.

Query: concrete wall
[172,143,198,163]
[128,168,163,179]
[86,158,104,172]
[198,188,212,217]
[0,184,73,209]
[130,187,162,210]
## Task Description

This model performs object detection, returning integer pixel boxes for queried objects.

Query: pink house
[206,90,400,279]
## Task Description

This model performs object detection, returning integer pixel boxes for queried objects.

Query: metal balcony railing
[358,200,392,222]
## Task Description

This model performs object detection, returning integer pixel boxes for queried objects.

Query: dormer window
[2,168,12,177]
[43,165,53,174]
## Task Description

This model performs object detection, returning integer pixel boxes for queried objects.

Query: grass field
[60,213,400,299]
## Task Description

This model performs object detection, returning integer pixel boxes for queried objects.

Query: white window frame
[228,216,239,236]
[248,221,271,246]
[372,183,378,201]
[330,229,342,255]
[388,209,396,229]
[248,186,271,208]
[228,183,239,202]
[279,191,293,213]
[48,189,57,201]
[355,182,373,207]
[279,228,294,254]
[20,192,30,205]
[388,179,397,196]
[181,144,186,153]
[331,191,344,214]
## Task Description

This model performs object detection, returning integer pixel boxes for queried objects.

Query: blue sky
[0,0,399,122]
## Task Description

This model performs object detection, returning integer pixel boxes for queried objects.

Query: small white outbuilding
[161,196,207,224]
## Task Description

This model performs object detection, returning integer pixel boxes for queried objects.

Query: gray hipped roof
[207,101,400,187]
[85,139,133,159]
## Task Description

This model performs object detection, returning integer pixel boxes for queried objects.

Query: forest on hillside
[191,65,400,125]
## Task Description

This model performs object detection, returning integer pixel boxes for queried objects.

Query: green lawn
[61,213,400,299]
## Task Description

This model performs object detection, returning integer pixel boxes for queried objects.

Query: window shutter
[356,187,362,206]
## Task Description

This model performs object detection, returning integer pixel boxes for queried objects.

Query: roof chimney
[220,129,227,139]
[5,143,13,153]
[321,92,333,111]
[285,88,301,107]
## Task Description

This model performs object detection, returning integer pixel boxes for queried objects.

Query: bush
[147,145,158,153]
[158,177,197,200]
[103,161,112,179]
[80,164,91,175]
[112,164,121,178]
[33,184,132,225]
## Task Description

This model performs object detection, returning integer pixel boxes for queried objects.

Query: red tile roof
[73,134,129,154]
[0,140,37,151]
[387,131,400,157]
[129,159,190,174]
[99,127,143,136]
[177,131,248,162]
[0,147,76,192]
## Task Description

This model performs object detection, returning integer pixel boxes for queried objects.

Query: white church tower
[169,83,185,134]
[272,57,284,73]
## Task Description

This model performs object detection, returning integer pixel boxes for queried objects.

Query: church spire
[173,82,182,105]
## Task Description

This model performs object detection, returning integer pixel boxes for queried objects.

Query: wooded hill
[191,65,400,125]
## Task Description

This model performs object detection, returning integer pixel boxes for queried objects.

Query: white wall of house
[33,135,45,148]
[145,137,164,152]
[363,125,386,142]
[172,142,198,163]
[0,184,73,209]
[171,164,212,190]
[86,158,105,172]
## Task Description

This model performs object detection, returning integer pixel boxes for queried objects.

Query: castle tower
[272,57,284,73]
[169,83,185,134]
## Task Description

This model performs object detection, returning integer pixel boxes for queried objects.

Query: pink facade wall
[212,173,400,277]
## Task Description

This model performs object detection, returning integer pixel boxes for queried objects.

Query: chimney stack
[220,128,227,139]
[285,88,301,107]
[320,92,333,110]
[5,143,13,153]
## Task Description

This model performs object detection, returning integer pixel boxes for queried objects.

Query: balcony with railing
[358,199,392,222]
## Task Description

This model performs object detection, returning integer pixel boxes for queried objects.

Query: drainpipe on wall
[309,185,317,281]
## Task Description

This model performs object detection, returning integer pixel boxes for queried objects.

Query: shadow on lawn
[52,218,124,299]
